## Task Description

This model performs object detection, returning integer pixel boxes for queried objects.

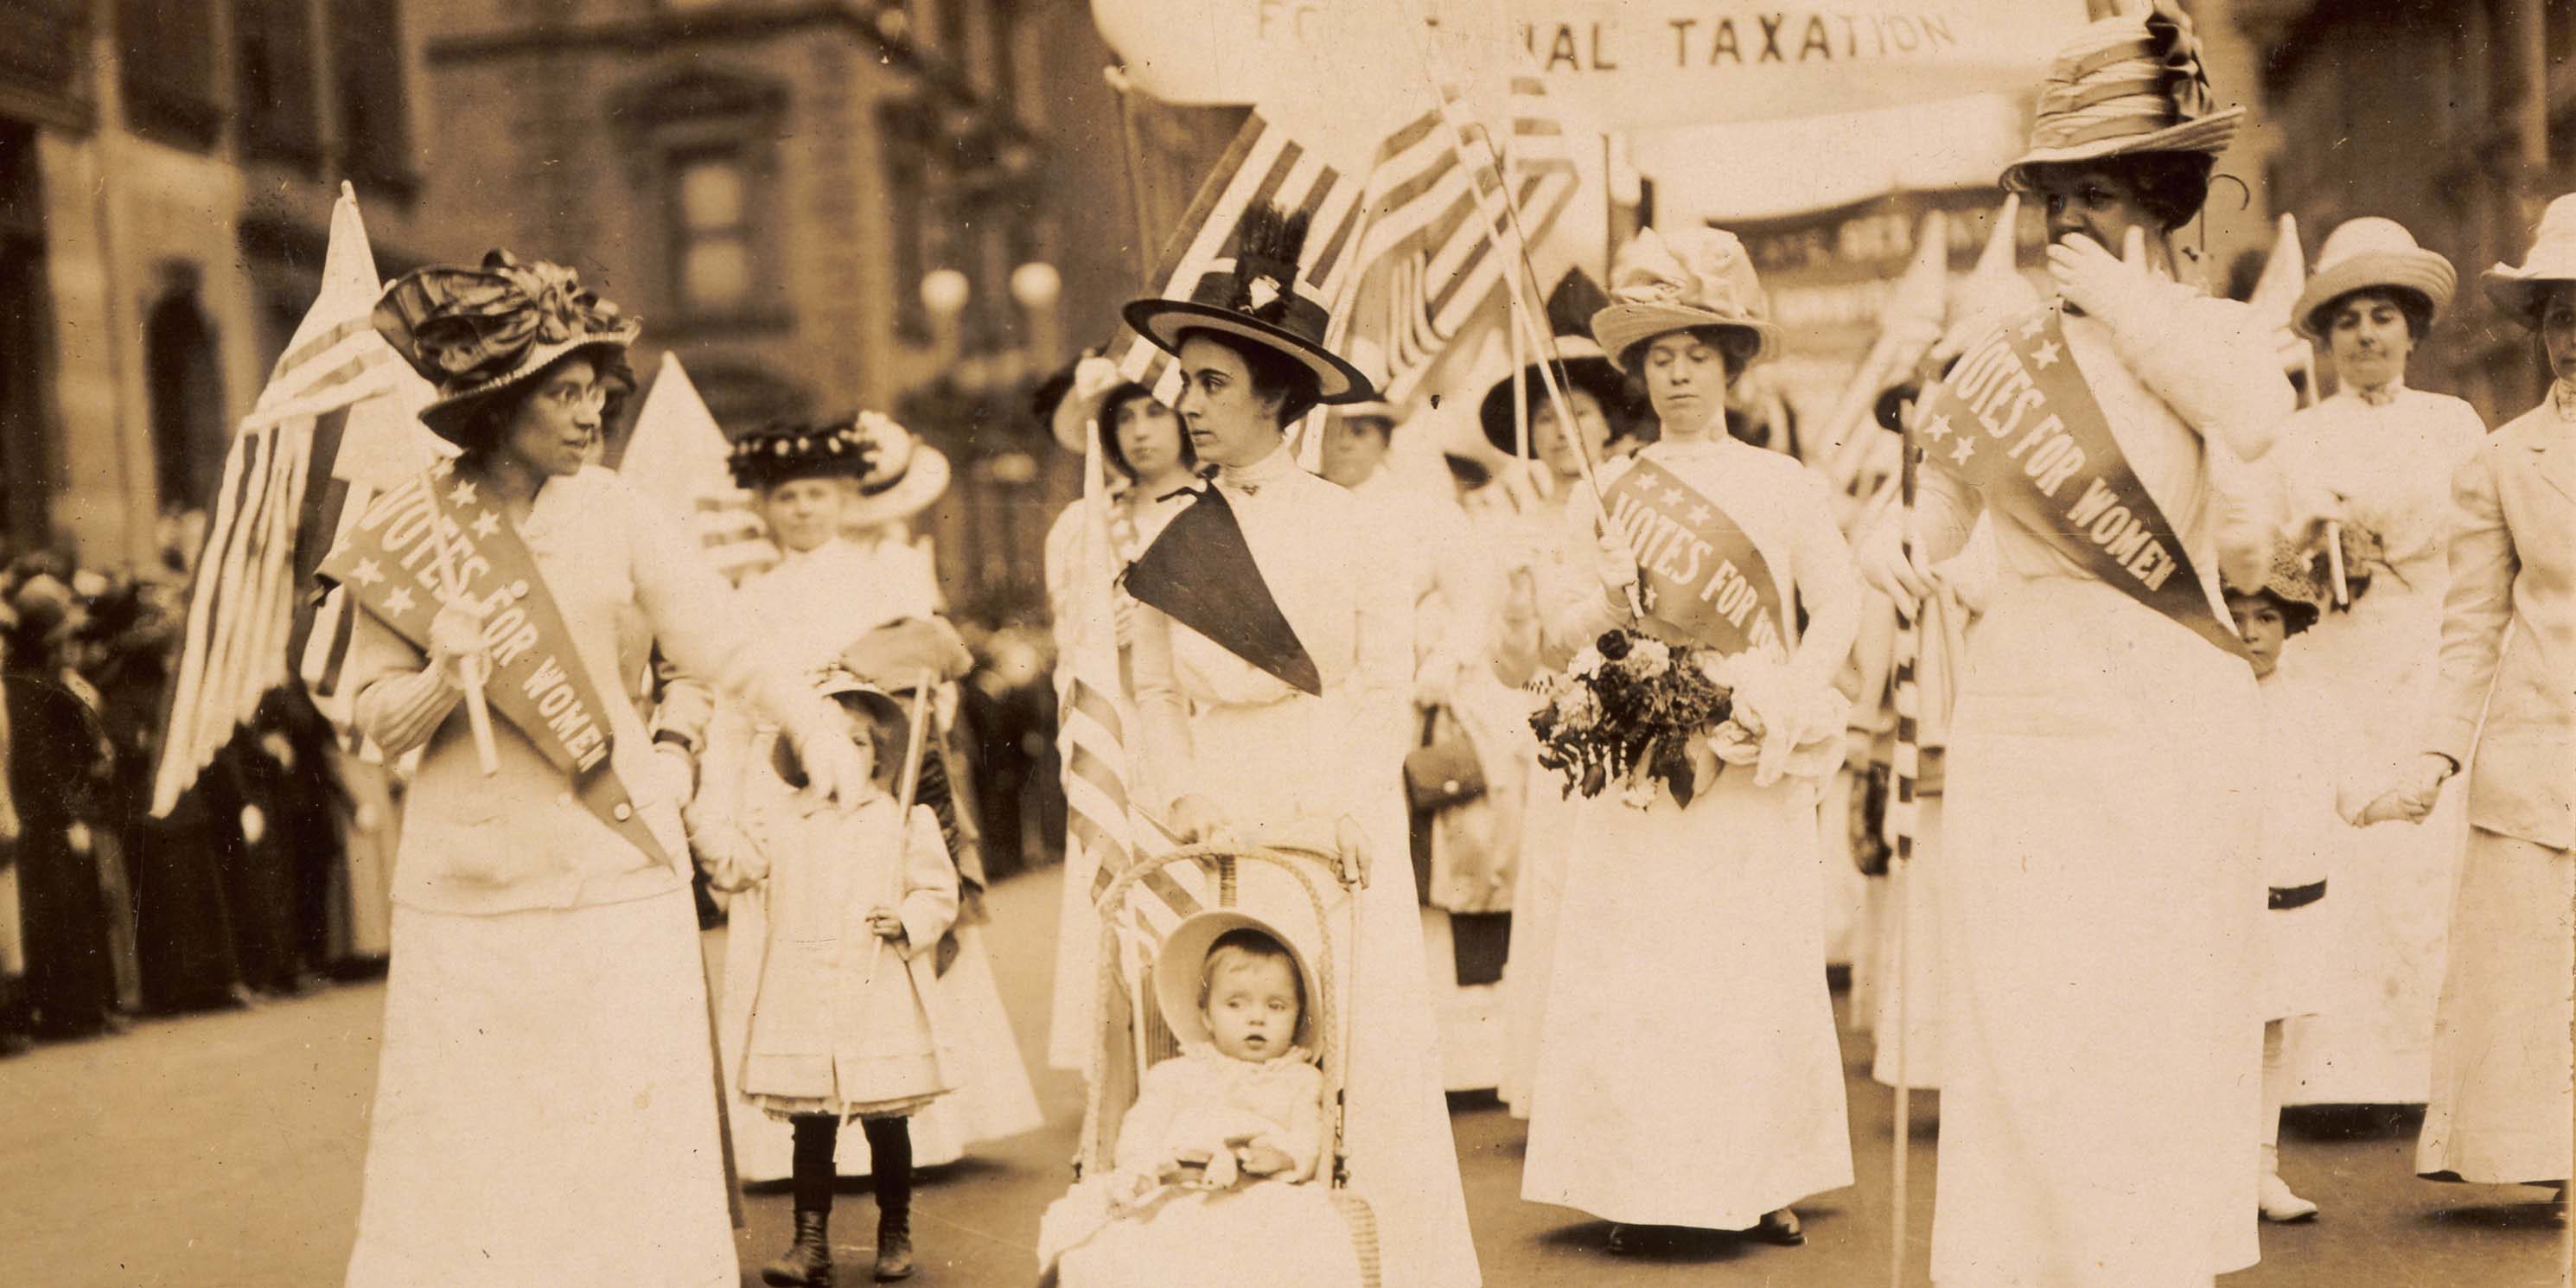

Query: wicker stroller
[1038,828,1381,1288]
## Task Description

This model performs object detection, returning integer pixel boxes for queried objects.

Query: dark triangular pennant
[1545,269,1610,340]
[1120,487,1323,697]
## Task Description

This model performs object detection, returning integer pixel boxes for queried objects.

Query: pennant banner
[1119,488,1323,697]
[316,466,674,864]
[1912,306,2250,660]
[1598,456,1787,660]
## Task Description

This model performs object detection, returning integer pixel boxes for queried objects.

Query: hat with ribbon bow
[1122,203,1379,405]
[1590,226,1782,372]
[1999,0,2243,192]
[2294,217,2458,340]
[2482,192,2576,328]
[373,251,641,443]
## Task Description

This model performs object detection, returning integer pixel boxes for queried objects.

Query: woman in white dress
[1042,366,1198,1074]
[1859,9,2289,1283]
[1520,226,1858,1250]
[2395,195,2576,1196]
[1119,204,1480,1288]
[2271,218,2486,1106]
[341,253,868,1288]
[1475,335,1644,1119]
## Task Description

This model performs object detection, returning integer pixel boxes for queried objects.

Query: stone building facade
[0,0,437,566]
[413,0,1233,622]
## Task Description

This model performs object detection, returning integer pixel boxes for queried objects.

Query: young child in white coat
[2228,552,2415,1223]
[702,669,960,1284]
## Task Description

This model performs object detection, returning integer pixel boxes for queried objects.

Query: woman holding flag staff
[1119,202,1481,1288]
[1858,5,2291,1284]
[1517,226,1858,1251]
[335,252,867,1288]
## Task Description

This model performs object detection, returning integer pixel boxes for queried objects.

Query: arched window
[144,277,229,513]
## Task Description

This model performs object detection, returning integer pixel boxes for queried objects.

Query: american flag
[1108,76,1575,416]
[153,188,434,814]
[1057,415,1205,1141]
[1345,77,1578,405]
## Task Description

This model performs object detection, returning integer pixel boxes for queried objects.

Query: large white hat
[2482,193,2576,328]
[840,411,951,529]
[1590,226,1782,370]
[2293,217,2458,339]
[1150,909,1326,1055]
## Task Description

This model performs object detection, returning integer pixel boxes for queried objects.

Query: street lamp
[921,267,970,369]
[1009,260,1062,367]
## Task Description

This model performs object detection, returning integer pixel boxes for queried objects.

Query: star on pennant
[470,511,501,539]
[384,585,418,615]
[2031,339,2063,370]
[448,480,479,507]
[350,558,385,586]
[1662,487,1686,507]
[1918,413,1954,443]
[2020,313,2050,340]
[1687,504,1712,526]
[1948,437,1977,466]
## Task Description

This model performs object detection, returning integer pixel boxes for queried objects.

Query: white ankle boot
[2259,1145,2318,1222]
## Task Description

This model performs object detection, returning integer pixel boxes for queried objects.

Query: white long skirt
[2280,587,2468,1103]
[2416,830,2574,1184]
[1929,581,2263,1288]
[1192,693,1482,1288]
[1048,821,1103,1072]
[718,896,1041,1180]
[1521,768,1853,1229]
[344,889,736,1288]
[1498,783,1577,1118]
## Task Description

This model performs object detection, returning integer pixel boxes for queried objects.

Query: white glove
[783,703,871,811]
[1595,527,1642,609]
[426,596,492,684]
[2049,227,2165,328]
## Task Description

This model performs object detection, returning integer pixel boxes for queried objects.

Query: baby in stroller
[1039,912,1366,1288]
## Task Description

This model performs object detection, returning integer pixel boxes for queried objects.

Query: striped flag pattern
[1347,78,1578,405]
[153,188,424,814]
[1107,110,1372,405]
[1057,417,1208,1107]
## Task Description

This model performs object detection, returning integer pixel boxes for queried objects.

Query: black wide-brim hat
[1121,204,1378,405]
[1476,337,1640,456]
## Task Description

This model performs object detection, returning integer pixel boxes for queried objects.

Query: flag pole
[1884,381,1929,1288]
[1106,65,1161,288]
[419,488,501,775]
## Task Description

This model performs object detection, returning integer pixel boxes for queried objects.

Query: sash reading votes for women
[316,463,676,870]
[1912,304,2249,660]
[1598,456,1789,661]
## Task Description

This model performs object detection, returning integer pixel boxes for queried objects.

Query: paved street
[3,864,2566,1286]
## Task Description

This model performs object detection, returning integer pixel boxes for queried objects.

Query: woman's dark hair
[1176,327,1322,428]
[448,348,635,466]
[2023,152,2217,232]
[1098,382,1197,481]
[2311,285,2436,343]
[1617,325,1759,383]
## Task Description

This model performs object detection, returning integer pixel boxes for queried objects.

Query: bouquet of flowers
[1528,628,1732,808]
[1530,627,1852,810]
